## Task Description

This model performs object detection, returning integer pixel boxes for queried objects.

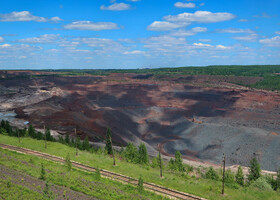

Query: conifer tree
[39,163,46,180]
[138,143,149,165]
[28,125,35,138]
[276,168,280,190]
[175,151,185,172]
[65,153,72,171]
[235,166,244,186]
[138,176,144,192]
[248,157,261,182]
[65,133,70,144]
[45,128,51,141]
[105,128,113,154]
[124,143,138,163]
[82,136,90,151]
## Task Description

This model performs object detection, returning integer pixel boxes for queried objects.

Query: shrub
[138,176,144,192]
[250,177,273,191]
[137,143,149,165]
[248,157,261,182]
[225,169,235,184]
[205,167,219,180]
[235,166,244,186]
[105,128,112,154]
[95,167,101,180]
[82,136,90,151]
[65,153,72,171]
[124,143,138,163]
[39,163,46,180]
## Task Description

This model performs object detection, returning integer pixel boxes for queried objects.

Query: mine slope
[0,72,280,171]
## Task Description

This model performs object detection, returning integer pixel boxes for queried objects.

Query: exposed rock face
[1,74,280,171]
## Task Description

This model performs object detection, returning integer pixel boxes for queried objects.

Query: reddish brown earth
[0,72,280,171]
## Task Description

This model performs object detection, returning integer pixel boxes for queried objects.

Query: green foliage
[205,167,219,180]
[277,168,280,190]
[225,169,235,184]
[138,176,144,192]
[235,166,244,186]
[124,143,138,163]
[151,154,163,169]
[28,125,35,138]
[168,151,185,172]
[76,137,82,150]
[65,153,72,171]
[248,158,261,182]
[39,163,46,180]
[43,181,55,199]
[45,127,52,141]
[95,167,101,180]
[137,143,149,165]
[65,133,70,144]
[250,177,273,191]
[82,136,90,151]
[105,128,113,154]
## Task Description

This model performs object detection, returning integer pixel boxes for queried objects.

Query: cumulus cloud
[0,36,4,43]
[233,34,258,42]
[260,36,280,47]
[64,21,119,31]
[174,2,196,8]
[17,34,61,43]
[193,42,231,50]
[164,11,236,23]
[171,27,207,36]
[0,11,62,22]
[123,50,146,55]
[216,28,254,34]
[100,3,131,11]
[147,21,189,31]
[275,31,280,35]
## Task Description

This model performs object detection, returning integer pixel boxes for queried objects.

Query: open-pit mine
[1,71,280,171]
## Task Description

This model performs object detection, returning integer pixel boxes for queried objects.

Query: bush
[248,157,261,182]
[138,176,144,192]
[95,167,101,180]
[235,166,244,186]
[225,169,235,184]
[205,167,219,180]
[250,177,273,191]
[39,163,46,180]
[65,153,72,171]
[105,128,112,154]
[124,143,138,163]
[137,143,149,165]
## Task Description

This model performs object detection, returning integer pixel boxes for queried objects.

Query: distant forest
[1,65,280,91]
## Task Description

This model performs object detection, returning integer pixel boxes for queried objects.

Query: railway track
[0,143,206,200]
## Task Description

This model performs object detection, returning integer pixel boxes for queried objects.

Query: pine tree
[137,143,149,165]
[248,157,261,182]
[82,136,90,151]
[276,168,280,190]
[168,158,176,171]
[39,163,46,180]
[65,133,70,144]
[105,128,113,154]
[65,153,72,171]
[45,128,51,141]
[95,167,101,180]
[0,120,5,128]
[124,143,138,163]
[76,137,82,150]
[235,166,244,186]
[28,125,35,138]
[175,151,185,172]
[206,167,219,180]
[138,176,144,192]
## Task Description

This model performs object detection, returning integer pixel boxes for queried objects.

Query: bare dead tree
[221,154,226,195]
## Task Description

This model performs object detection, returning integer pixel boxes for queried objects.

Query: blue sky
[0,0,279,69]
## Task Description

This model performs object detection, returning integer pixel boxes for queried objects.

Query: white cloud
[233,34,258,42]
[193,42,211,47]
[260,36,280,47]
[275,31,280,35]
[127,0,140,1]
[147,21,188,31]
[17,34,61,43]
[100,3,131,11]
[0,44,11,48]
[0,11,61,22]
[0,36,4,43]
[164,11,236,23]
[64,21,119,31]
[123,50,146,55]
[216,28,254,34]
[193,42,231,50]
[199,39,211,42]
[171,27,207,36]
[238,19,248,22]
[174,2,196,8]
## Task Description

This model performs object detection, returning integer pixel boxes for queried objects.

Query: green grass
[0,178,45,200]
[0,148,166,200]
[1,135,279,200]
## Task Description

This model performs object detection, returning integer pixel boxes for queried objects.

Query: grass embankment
[0,147,165,200]
[0,135,279,200]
